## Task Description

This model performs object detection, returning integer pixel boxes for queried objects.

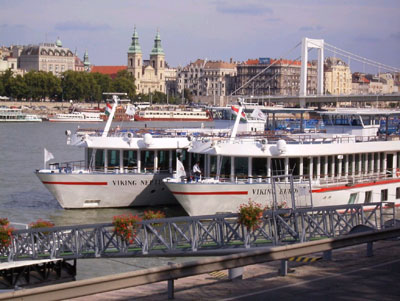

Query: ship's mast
[102,93,127,137]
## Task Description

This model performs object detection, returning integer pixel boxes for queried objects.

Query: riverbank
[0,101,102,115]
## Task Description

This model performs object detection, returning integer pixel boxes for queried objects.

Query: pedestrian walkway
[67,239,400,301]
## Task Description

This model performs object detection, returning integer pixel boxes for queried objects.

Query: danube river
[0,120,233,227]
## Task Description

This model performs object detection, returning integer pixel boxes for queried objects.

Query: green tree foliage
[0,69,137,102]
[23,71,61,101]
[112,70,135,99]
[8,75,28,100]
[1,69,14,97]
[90,72,112,102]
[183,88,193,103]
[0,80,4,96]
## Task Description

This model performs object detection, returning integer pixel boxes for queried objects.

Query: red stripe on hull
[312,178,400,193]
[42,181,108,186]
[171,191,248,196]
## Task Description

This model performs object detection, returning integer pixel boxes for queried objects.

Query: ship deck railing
[211,133,400,146]
[317,172,396,186]
[47,162,172,175]
[182,171,397,186]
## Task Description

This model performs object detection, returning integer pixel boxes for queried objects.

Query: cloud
[299,25,323,32]
[215,2,273,16]
[55,21,111,32]
[353,35,381,44]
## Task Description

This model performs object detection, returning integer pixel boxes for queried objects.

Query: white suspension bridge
[231,37,400,108]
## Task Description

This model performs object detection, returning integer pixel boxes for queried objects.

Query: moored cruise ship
[35,95,234,209]
[133,107,213,122]
[0,108,42,122]
[164,108,400,216]
[48,111,104,122]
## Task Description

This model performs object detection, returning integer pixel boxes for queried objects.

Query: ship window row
[145,112,203,116]
[86,149,190,174]
[192,151,400,182]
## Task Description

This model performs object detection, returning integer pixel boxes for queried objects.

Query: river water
[0,120,234,227]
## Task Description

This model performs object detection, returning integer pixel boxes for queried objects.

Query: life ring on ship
[396,168,400,177]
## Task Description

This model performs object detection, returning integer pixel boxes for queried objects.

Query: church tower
[83,49,91,72]
[127,27,142,91]
[150,30,165,92]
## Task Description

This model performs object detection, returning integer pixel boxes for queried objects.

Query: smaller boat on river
[0,108,42,122]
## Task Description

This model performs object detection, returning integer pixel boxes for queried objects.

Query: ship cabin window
[252,158,268,177]
[320,156,327,177]
[313,157,319,178]
[123,150,137,170]
[289,158,300,177]
[219,156,231,179]
[380,153,385,172]
[397,152,400,168]
[210,155,217,177]
[272,158,285,176]
[108,150,120,169]
[364,191,372,204]
[141,151,155,172]
[373,153,379,172]
[348,193,358,204]
[327,156,333,177]
[158,150,169,172]
[87,149,105,171]
[234,157,248,179]
[396,187,400,199]
[381,189,388,202]
[354,154,360,174]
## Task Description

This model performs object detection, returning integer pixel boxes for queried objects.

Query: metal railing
[1,226,399,301]
[1,202,397,262]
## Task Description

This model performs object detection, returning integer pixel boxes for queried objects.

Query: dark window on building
[396,187,400,199]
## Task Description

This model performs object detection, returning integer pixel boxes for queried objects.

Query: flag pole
[44,149,46,169]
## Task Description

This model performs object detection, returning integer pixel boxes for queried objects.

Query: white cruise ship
[35,95,237,209]
[164,108,400,216]
[0,108,42,122]
[48,111,104,122]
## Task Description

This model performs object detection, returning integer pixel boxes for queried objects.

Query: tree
[2,69,14,98]
[112,70,135,99]
[24,71,49,101]
[0,79,4,96]
[90,72,112,103]
[62,70,90,102]
[8,75,28,100]
[150,91,167,104]
[183,88,193,104]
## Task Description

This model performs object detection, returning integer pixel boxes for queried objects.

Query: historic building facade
[324,57,352,95]
[177,59,237,105]
[127,28,166,94]
[235,58,317,96]
[19,38,75,76]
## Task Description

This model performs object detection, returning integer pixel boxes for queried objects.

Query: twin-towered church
[127,27,166,94]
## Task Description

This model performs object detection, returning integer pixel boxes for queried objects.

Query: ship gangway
[1,202,398,263]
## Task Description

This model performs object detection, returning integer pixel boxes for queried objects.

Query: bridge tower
[300,38,324,97]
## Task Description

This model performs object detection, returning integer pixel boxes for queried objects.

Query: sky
[1,0,399,73]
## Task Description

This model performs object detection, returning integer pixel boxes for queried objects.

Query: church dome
[56,37,62,47]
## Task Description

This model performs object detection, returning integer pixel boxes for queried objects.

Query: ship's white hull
[165,178,400,216]
[36,172,178,208]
